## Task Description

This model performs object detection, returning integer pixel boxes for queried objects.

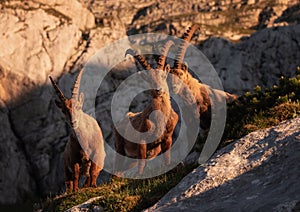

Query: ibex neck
[70,110,85,131]
[152,93,171,114]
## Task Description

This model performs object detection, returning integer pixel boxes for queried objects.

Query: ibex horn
[49,76,67,102]
[72,69,84,100]
[157,40,174,70]
[125,49,151,71]
[174,24,199,70]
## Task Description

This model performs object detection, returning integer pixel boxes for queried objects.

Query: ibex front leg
[138,140,147,175]
[162,136,172,165]
[90,162,101,187]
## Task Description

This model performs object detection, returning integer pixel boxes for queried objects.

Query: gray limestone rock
[145,117,300,211]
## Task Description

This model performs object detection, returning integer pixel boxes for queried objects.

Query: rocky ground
[145,117,300,211]
[0,0,299,206]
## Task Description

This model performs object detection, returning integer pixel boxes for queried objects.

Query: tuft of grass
[222,68,300,144]
[40,164,195,212]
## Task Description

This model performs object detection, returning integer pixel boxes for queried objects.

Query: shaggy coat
[170,24,237,130]
[50,69,105,192]
[114,41,178,175]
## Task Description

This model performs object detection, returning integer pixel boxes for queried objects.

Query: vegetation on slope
[41,68,300,211]
[40,164,195,211]
[223,68,300,144]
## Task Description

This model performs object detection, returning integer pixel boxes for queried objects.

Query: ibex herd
[49,24,237,191]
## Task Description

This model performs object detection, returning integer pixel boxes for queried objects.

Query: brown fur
[50,70,105,192]
[170,25,238,130]
[114,41,178,175]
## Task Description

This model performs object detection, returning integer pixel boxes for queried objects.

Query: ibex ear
[164,64,170,73]
[182,62,188,72]
[138,71,149,81]
[79,92,84,104]
[55,100,63,108]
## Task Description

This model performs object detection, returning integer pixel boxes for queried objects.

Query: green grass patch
[40,164,195,211]
[222,68,300,144]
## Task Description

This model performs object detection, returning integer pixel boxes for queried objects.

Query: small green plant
[223,69,300,143]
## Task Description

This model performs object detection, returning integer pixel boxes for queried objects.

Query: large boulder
[146,117,300,211]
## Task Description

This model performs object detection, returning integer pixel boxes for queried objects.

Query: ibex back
[169,24,238,131]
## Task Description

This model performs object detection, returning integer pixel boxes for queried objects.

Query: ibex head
[169,24,199,94]
[125,40,174,97]
[49,70,84,129]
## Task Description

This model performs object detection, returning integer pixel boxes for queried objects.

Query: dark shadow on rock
[275,3,300,25]
[0,67,115,207]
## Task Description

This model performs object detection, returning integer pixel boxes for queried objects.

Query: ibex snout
[171,82,182,94]
[153,87,166,96]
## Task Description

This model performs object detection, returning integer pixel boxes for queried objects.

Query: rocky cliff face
[199,24,300,94]
[83,0,300,95]
[85,0,299,41]
[0,0,299,205]
[0,0,125,204]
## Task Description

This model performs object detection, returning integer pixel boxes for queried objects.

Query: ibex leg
[138,140,147,175]
[73,163,80,191]
[90,162,100,187]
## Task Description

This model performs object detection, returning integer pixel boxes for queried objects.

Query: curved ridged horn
[71,69,84,99]
[125,49,151,70]
[157,40,174,70]
[49,76,67,102]
[174,24,199,70]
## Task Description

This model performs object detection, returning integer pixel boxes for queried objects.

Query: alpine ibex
[114,40,178,175]
[49,69,106,192]
[169,24,237,130]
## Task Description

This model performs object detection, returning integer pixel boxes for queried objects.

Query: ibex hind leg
[113,137,127,176]
[65,166,74,193]
[84,175,91,187]
[82,160,92,187]
[73,163,80,191]
[161,136,172,165]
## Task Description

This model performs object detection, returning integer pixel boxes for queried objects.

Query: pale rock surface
[34,0,95,30]
[65,196,104,212]
[145,117,300,211]
[85,0,299,42]
[0,0,126,204]
[199,24,300,94]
